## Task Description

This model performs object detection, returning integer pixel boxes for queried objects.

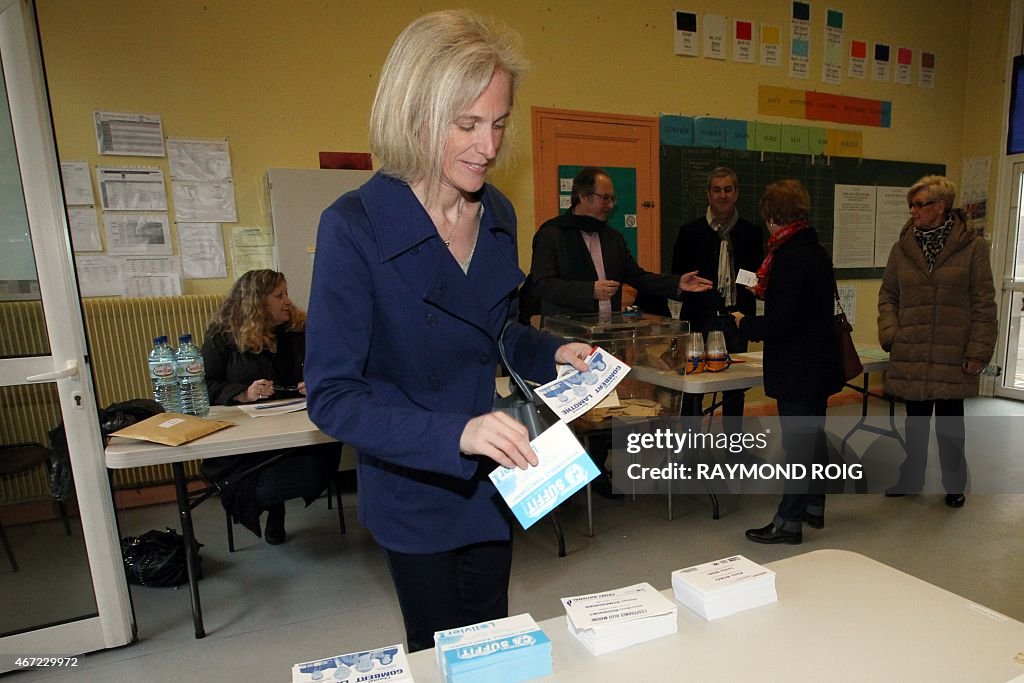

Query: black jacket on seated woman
[200,269,340,545]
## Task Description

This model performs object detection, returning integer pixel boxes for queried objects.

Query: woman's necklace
[442,196,465,247]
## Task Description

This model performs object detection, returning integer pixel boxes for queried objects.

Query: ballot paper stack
[671,554,777,621]
[561,582,678,655]
[291,644,412,683]
[434,613,552,683]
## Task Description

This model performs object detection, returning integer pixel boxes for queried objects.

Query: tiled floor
[5,397,1024,682]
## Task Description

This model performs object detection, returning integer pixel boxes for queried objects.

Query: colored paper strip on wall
[694,117,727,147]
[758,85,807,118]
[880,101,892,128]
[760,85,891,128]
[725,120,750,150]
[754,122,782,151]
[781,125,809,154]
[827,129,864,157]
[807,127,828,155]
[659,115,694,146]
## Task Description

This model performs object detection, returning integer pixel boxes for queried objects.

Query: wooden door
[531,108,661,272]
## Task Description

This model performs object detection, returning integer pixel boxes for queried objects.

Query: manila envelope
[111,413,234,446]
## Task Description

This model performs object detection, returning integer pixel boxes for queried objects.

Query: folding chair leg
[333,471,346,534]
[0,516,17,572]
[225,509,235,553]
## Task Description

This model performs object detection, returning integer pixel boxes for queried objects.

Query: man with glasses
[529,167,711,499]
[672,167,763,427]
[530,166,711,318]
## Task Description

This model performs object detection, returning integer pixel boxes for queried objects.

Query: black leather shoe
[804,513,824,529]
[745,523,802,545]
[945,493,966,508]
[264,504,287,545]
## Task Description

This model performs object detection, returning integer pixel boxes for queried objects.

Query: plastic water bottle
[175,333,209,417]
[148,335,180,413]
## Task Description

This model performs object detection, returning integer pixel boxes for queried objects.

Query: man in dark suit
[530,166,710,319]
[672,167,764,429]
[529,167,710,498]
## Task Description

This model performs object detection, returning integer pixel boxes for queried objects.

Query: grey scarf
[707,207,739,307]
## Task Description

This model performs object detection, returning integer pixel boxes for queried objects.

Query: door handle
[26,360,80,382]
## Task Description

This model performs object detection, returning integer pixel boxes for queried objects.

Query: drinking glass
[705,329,731,372]
[685,332,705,374]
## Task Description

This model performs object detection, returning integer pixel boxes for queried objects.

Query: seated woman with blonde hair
[201,269,340,545]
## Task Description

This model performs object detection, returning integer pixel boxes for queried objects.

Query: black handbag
[121,528,202,588]
[494,321,553,439]
[833,279,864,382]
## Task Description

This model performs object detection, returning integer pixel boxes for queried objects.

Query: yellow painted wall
[34,0,1011,350]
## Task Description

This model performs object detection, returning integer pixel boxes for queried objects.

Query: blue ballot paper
[434,614,553,683]
[488,421,600,529]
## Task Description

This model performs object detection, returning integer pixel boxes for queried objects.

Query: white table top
[406,549,1024,682]
[630,348,889,394]
[104,405,335,469]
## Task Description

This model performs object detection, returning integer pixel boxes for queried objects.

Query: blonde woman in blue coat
[305,10,590,652]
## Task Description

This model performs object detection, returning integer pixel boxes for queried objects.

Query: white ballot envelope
[736,269,759,287]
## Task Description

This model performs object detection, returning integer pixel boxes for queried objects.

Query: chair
[205,445,351,552]
[0,442,73,572]
[223,469,346,552]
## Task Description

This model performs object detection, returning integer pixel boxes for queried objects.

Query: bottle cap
[179,333,193,344]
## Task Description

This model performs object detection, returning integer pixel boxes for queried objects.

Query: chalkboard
[659,147,945,278]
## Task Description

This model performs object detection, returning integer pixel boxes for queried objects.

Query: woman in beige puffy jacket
[877,175,996,508]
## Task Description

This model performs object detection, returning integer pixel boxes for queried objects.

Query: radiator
[1,295,222,500]
[83,294,222,406]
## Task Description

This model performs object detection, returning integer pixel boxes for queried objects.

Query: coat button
[425,313,437,326]
[428,375,441,389]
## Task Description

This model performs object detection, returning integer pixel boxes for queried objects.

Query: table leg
[173,462,205,639]
[586,484,593,538]
[549,511,566,558]
[678,391,723,521]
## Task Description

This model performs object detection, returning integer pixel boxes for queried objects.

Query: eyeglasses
[908,200,937,209]
[589,192,617,205]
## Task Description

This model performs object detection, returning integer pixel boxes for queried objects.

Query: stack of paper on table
[291,644,412,682]
[671,554,777,620]
[561,582,678,655]
[434,613,551,683]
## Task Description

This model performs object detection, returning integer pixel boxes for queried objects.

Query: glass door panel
[0,0,131,666]
[995,161,1024,399]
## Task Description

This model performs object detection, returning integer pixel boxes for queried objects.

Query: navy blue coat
[305,173,564,553]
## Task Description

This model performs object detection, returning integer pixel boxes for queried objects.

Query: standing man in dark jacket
[672,167,763,425]
[530,167,711,319]
[529,166,711,498]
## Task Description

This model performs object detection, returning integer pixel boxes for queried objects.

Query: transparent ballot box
[542,313,689,409]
